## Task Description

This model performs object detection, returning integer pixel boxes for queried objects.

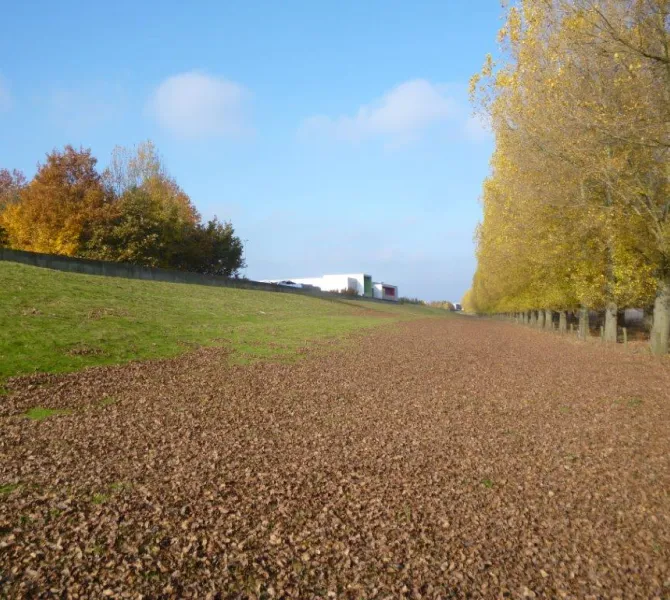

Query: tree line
[0,141,245,277]
[463,0,670,354]
[428,301,456,310]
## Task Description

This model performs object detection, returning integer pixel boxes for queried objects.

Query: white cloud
[149,71,250,139]
[300,79,456,144]
[0,75,12,112]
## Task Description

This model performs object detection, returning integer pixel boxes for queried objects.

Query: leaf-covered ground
[1,318,669,598]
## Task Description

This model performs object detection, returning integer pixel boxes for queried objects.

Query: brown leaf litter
[1,318,669,598]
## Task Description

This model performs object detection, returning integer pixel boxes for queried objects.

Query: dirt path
[1,317,669,598]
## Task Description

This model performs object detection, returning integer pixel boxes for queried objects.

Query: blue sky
[0,0,500,301]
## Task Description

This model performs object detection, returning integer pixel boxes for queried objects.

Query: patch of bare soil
[1,318,669,598]
[65,345,106,357]
[86,308,131,320]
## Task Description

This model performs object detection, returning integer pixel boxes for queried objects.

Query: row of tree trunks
[489,303,670,359]
[520,311,566,331]
[511,308,585,337]
[517,308,616,342]
[494,284,670,360]
[502,302,669,356]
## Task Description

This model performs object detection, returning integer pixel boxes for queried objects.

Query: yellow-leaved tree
[0,146,106,256]
[468,0,667,352]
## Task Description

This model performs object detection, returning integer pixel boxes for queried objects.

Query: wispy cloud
[0,75,12,112]
[148,71,251,139]
[48,81,126,131]
[300,79,457,145]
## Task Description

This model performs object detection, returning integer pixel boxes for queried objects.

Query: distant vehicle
[454,303,463,311]
[276,280,303,288]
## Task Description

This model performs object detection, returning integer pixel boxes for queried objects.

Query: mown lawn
[0,262,446,380]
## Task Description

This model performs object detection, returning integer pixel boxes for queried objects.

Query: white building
[373,282,398,301]
[263,273,399,301]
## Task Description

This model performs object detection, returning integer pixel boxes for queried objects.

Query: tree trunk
[544,310,553,330]
[530,311,537,327]
[650,278,670,355]
[559,311,567,333]
[604,302,618,343]
[537,310,545,329]
[643,307,654,333]
[578,307,589,340]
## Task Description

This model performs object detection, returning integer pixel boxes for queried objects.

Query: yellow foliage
[466,0,668,314]
[1,147,105,256]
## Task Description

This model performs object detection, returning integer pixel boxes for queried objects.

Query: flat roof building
[262,273,399,301]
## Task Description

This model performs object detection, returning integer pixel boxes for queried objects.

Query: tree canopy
[465,0,670,353]
[0,142,245,278]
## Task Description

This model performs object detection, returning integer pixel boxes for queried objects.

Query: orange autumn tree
[1,146,106,255]
[0,168,27,246]
[0,141,246,277]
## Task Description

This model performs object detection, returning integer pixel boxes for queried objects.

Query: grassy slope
[0,262,446,380]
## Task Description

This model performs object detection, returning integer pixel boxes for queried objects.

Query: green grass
[109,481,131,491]
[0,262,447,380]
[0,483,20,495]
[612,396,644,408]
[23,407,72,421]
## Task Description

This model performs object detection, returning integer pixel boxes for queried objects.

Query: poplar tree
[467,0,666,352]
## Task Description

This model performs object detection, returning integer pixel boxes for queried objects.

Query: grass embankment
[0,262,445,380]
